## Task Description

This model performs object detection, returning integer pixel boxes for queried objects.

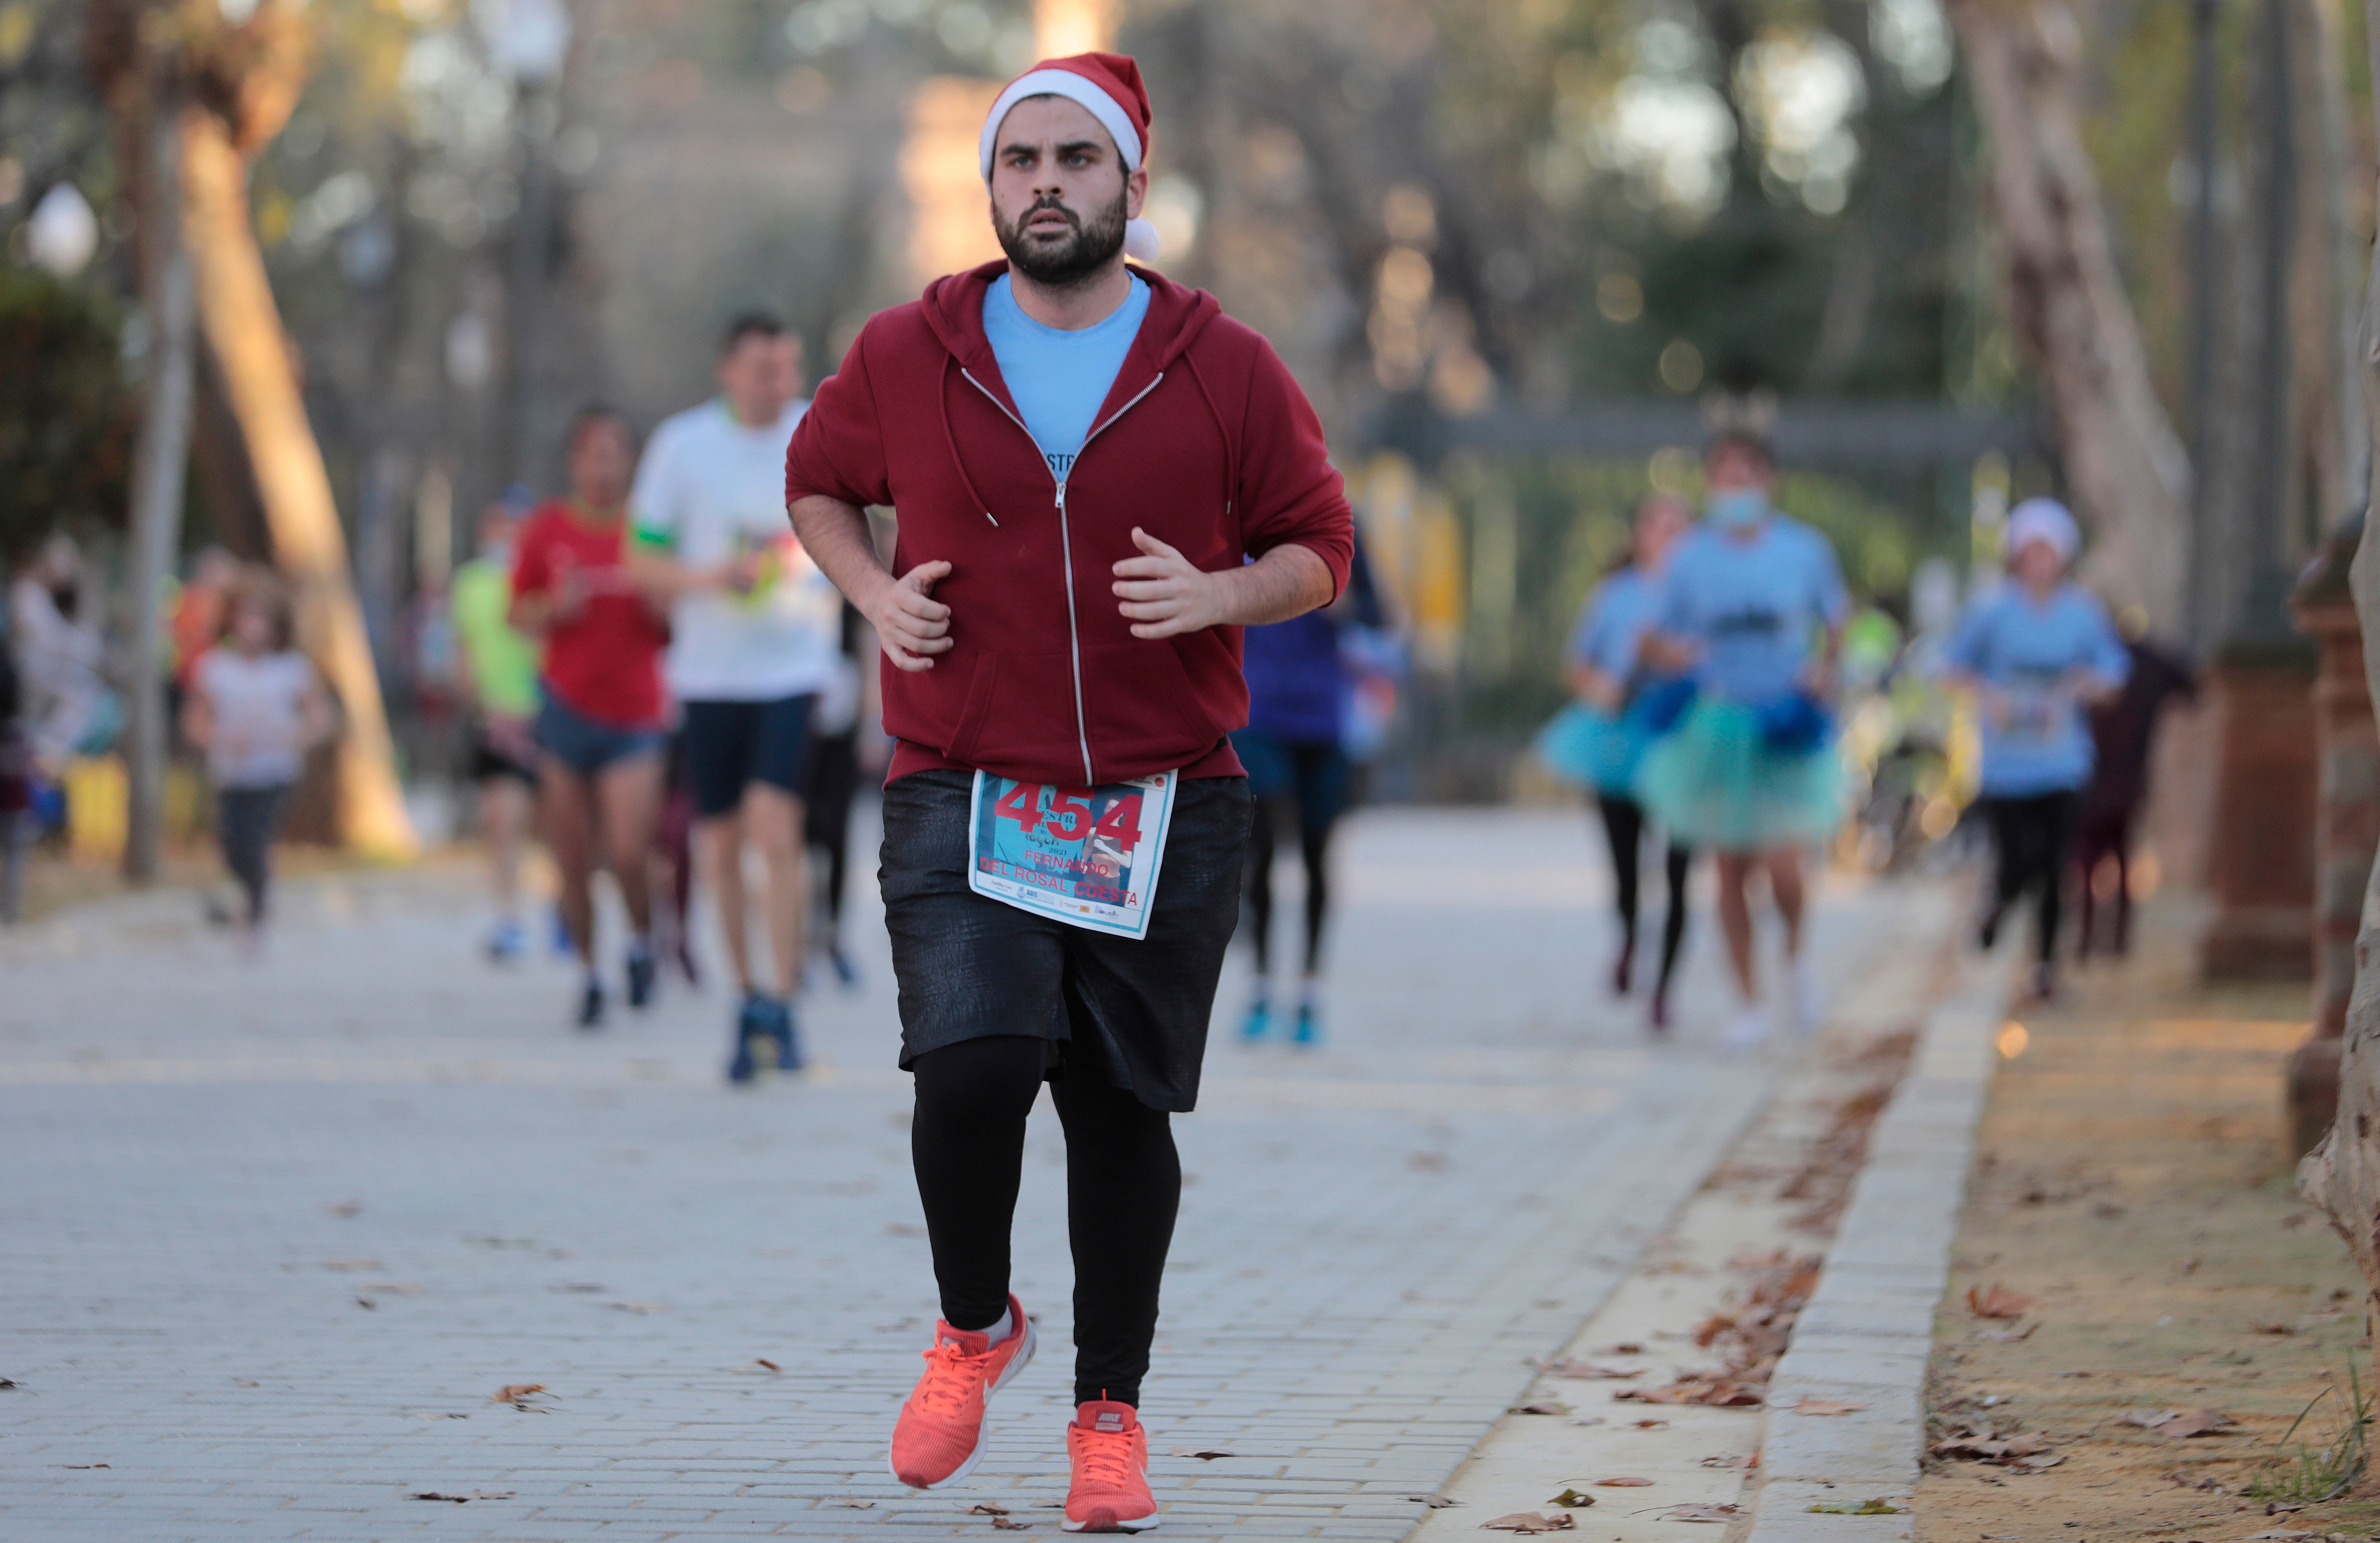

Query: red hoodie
[785,261,1355,788]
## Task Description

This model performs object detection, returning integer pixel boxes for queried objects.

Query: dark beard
[994,188,1128,289]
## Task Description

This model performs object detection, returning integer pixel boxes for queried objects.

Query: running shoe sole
[1062,1509,1159,1533]
[884,1314,1037,1490]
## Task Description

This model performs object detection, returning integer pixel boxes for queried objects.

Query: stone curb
[1741,946,2022,1543]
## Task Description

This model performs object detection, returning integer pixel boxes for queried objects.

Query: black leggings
[217,784,291,925]
[910,1036,1180,1408]
[1980,791,2079,967]
[1596,793,1689,999]
[1246,794,1335,978]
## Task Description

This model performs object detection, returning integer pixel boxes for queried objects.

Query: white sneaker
[1791,958,1824,1032]
[1722,1005,1772,1053]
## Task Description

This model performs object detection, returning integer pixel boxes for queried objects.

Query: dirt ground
[1916,897,2377,1543]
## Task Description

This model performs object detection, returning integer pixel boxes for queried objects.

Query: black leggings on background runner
[1979,790,2080,967]
[1246,796,1334,977]
[910,1035,1180,1409]
[1595,792,1689,999]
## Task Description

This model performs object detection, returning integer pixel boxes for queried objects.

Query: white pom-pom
[1123,216,1162,264]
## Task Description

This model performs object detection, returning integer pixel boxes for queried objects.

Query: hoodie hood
[920,260,1224,385]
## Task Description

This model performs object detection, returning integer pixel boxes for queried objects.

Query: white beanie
[2006,497,2079,565]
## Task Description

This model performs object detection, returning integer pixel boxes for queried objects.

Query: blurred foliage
[0,268,135,562]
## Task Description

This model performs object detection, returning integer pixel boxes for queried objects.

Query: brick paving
[0,807,1927,1541]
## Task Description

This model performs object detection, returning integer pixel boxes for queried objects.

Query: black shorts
[878,768,1251,1113]
[468,728,538,786]
[679,694,817,819]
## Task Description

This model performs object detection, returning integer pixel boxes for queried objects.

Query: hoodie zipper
[960,367,1165,786]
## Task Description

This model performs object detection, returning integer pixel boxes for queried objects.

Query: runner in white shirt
[628,313,845,1082]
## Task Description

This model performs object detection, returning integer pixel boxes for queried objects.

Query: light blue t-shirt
[1941,581,2130,797]
[1567,566,1663,686]
[1655,516,1849,705]
[982,272,1152,483]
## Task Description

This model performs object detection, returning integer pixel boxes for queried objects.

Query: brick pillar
[2197,639,2319,982]
[2284,523,2378,1157]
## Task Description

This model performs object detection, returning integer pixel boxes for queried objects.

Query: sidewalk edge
[1740,943,2023,1543]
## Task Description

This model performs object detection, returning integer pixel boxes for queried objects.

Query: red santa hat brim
[978,55,1148,178]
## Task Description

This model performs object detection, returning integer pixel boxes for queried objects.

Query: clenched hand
[1111,528,1226,639]
[867,560,954,672]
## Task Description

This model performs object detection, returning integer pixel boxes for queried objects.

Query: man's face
[988,94,1146,289]
[719,334,802,422]
[1705,443,1774,497]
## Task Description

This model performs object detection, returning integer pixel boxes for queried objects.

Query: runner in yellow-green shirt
[451,496,543,960]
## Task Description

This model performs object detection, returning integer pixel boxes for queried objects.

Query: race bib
[966,770,1179,940]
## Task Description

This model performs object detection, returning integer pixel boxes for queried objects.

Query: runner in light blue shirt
[1939,497,2128,1003]
[1635,431,1849,1049]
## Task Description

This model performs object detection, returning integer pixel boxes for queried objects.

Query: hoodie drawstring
[939,354,999,527]
[1184,351,1240,526]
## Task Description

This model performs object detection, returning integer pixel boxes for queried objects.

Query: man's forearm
[1212,543,1334,628]
[790,494,893,609]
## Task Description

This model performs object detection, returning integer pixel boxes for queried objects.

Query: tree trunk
[180,112,415,859]
[1945,0,2192,632]
[2295,0,2380,1396]
[121,102,198,883]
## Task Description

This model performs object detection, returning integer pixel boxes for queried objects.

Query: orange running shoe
[1063,1400,1158,1532]
[886,1294,1036,1489]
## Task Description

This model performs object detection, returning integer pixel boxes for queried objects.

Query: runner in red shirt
[510,406,670,1028]
[785,52,1353,1531]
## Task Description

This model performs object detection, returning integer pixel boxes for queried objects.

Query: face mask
[1708,489,1767,530]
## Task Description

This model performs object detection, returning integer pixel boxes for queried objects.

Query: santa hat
[978,51,1163,264]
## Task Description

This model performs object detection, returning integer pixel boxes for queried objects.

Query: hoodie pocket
[945,652,1084,776]
[1080,640,1221,777]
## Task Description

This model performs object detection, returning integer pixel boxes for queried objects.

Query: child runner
[1565,492,1694,1029]
[1638,430,1849,1049]
[451,499,542,960]
[783,51,1354,1531]
[1231,535,1383,1047]
[183,570,332,950]
[1941,498,2128,1001]
[511,407,671,1029]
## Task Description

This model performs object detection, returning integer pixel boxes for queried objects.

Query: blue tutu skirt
[1635,697,1845,849]
[1534,703,1650,796]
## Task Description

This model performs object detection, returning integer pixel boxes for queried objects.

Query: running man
[1638,431,1849,1049]
[1941,498,2128,1001]
[629,314,844,1082]
[1565,492,1694,1029]
[783,51,1353,1531]
[1231,537,1383,1047]
[452,499,542,960]
[511,407,671,1028]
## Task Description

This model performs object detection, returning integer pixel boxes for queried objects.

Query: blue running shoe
[625,942,657,1010]
[763,996,802,1073]
[485,919,526,963]
[726,992,770,1085]
[576,978,605,1030]
[827,942,860,990]
[1240,1001,1271,1042]
[1291,1002,1322,1047]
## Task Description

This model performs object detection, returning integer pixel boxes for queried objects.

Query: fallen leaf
[605,1301,669,1315]
[491,1383,549,1408]
[0,1379,16,1389]
[1967,1284,2032,1320]
[1511,1402,1571,1416]
[1482,1513,1574,1533]
[991,1520,1027,1532]
[1409,1151,1449,1171]
[363,1283,423,1295]
[232,1380,257,1388]
[2249,1532,2316,1541]
[548,1283,606,1293]
[1593,1477,1654,1487]
[322,1258,383,1272]
[968,1503,1010,1516]
[1543,1361,1643,1380]
[1974,1325,2037,1343]
[1700,1455,1757,1470]
[405,1412,470,1420]
[408,1490,515,1503]
[2122,1408,2187,1429]
[840,1498,875,1509]
[1794,1397,1868,1416]
[1632,1419,1671,1430]
[2158,1410,2234,1439]
[1662,1504,1741,1523]
[1168,1447,1234,1460]
[1617,1381,1762,1408]
[1410,1494,1463,1508]
[1547,1488,1597,1508]
[2250,1321,2296,1336]
[755,1359,780,1372]
[2014,1454,2066,1471]
[1601,1342,1646,1355]
[1806,1499,1906,1515]
[322,1200,363,1217]
[354,1297,376,1310]
[61,1463,108,1470]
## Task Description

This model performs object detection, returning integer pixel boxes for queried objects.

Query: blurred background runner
[2076,607,2196,961]
[450,495,542,961]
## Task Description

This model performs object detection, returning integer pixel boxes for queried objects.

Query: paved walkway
[1,806,1934,1541]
